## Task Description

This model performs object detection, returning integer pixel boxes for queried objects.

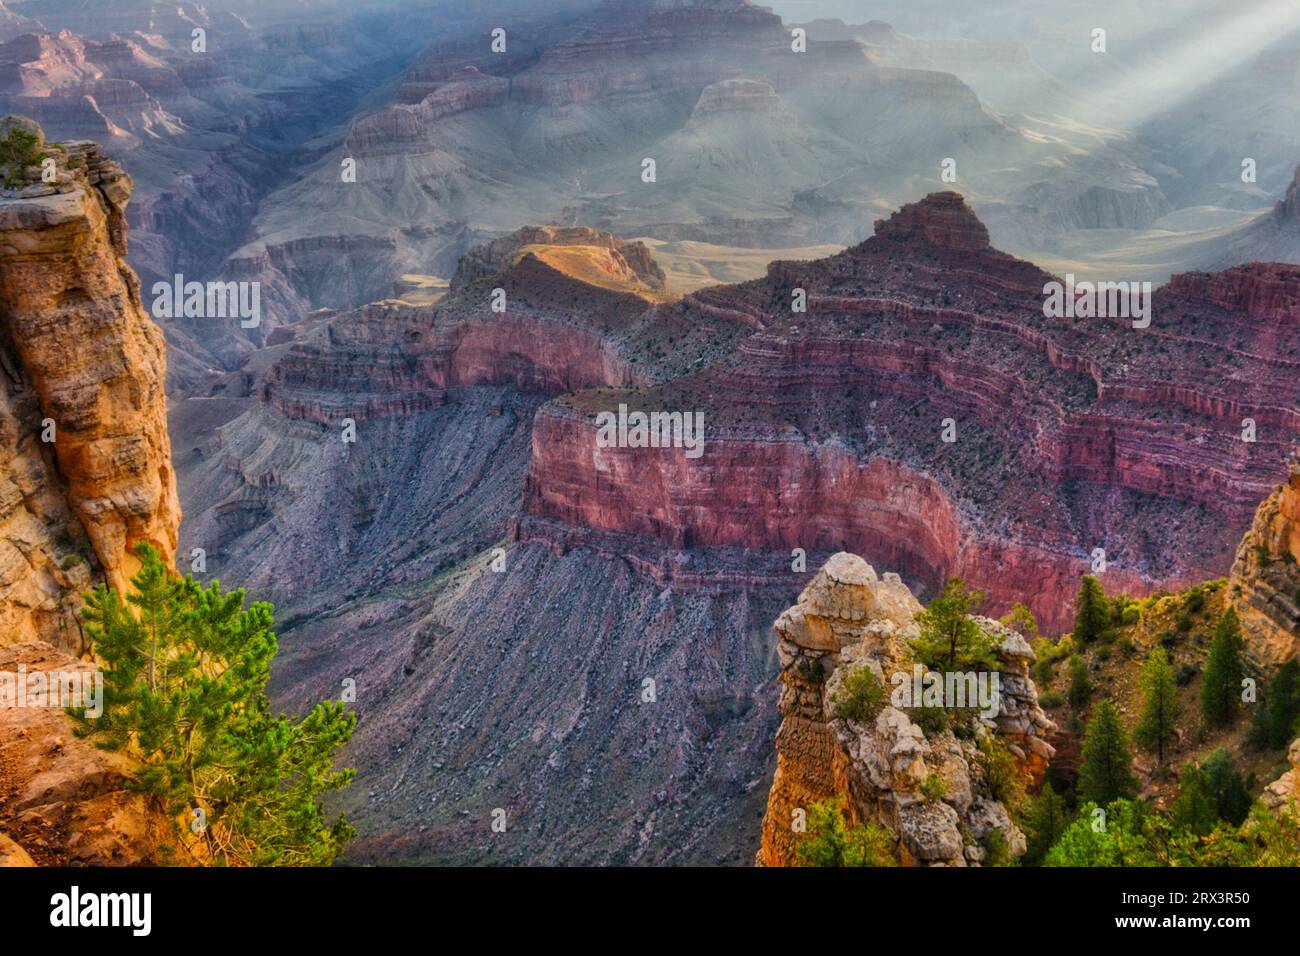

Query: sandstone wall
[0,118,178,647]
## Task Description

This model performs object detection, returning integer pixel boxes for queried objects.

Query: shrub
[981,828,1014,867]
[1067,656,1092,708]
[795,797,896,867]
[0,125,45,188]
[906,705,950,736]
[919,773,948,804]
[999,603,1038,638]
[1038,690,1064,709]
[977,734,1026,816]
[73,543,356,866]
[831,665,886,723]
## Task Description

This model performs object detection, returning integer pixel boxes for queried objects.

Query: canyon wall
[0,118,181,865]
[517,193,1299,631]
[1230,461,1300,668]
[0,118,178,649]
[189,199,1300,864]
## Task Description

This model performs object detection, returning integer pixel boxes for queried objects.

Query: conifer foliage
[1071,575,1110,645]
[74,544,357,866]
[1135,646,1178,763]
[1078,699,1138,806]
[1200,607,1245,729]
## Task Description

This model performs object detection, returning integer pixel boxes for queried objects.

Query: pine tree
[909,578,997,672]
[74,543,356,866]
[1249,659,1300,751]
[1135,645,1178,762]
[1200,607,1245,728]
[1078,699,1137,806]
[1071,575,1110,646]
[1023,783,1068,866]
[1202,748,1252,826]
[795,798,896,867]
[1068,655,1092,709]
[1169,765,1217,836]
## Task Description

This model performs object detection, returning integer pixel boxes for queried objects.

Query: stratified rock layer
[1230,461,1300,667]
[756,552,1053,866]
[0,122,178,625]
[521,193,1300,631]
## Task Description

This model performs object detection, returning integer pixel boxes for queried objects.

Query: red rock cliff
[0,116,179,648]
[518,193,1300,632]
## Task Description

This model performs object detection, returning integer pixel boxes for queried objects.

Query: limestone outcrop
[756,552,1054,867]
[1230,461,1300,667]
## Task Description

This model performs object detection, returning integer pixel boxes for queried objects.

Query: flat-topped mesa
[449,225,666,297]
[756,552,1054,867]
[870,190,991,253]
[1230,461,1300,668]
[0,115,179,647]
[262,226,668,424]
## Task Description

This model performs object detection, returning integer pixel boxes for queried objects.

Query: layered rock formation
[0,5,442,391]
[448,225,666,297]
[185,198,1300,864]
[257,225,660,426]
[519,193,1300,631]
[755,552,1053,866]
[1203,165,1300,272]
[0,119,181,865]
[1230,461,1300,668]
[0,117,178,645]
[233,0,1172,317]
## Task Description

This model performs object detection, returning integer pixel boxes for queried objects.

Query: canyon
[176,188,1300,863]
[0,0,1298,871]
[233,0,1183,319]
